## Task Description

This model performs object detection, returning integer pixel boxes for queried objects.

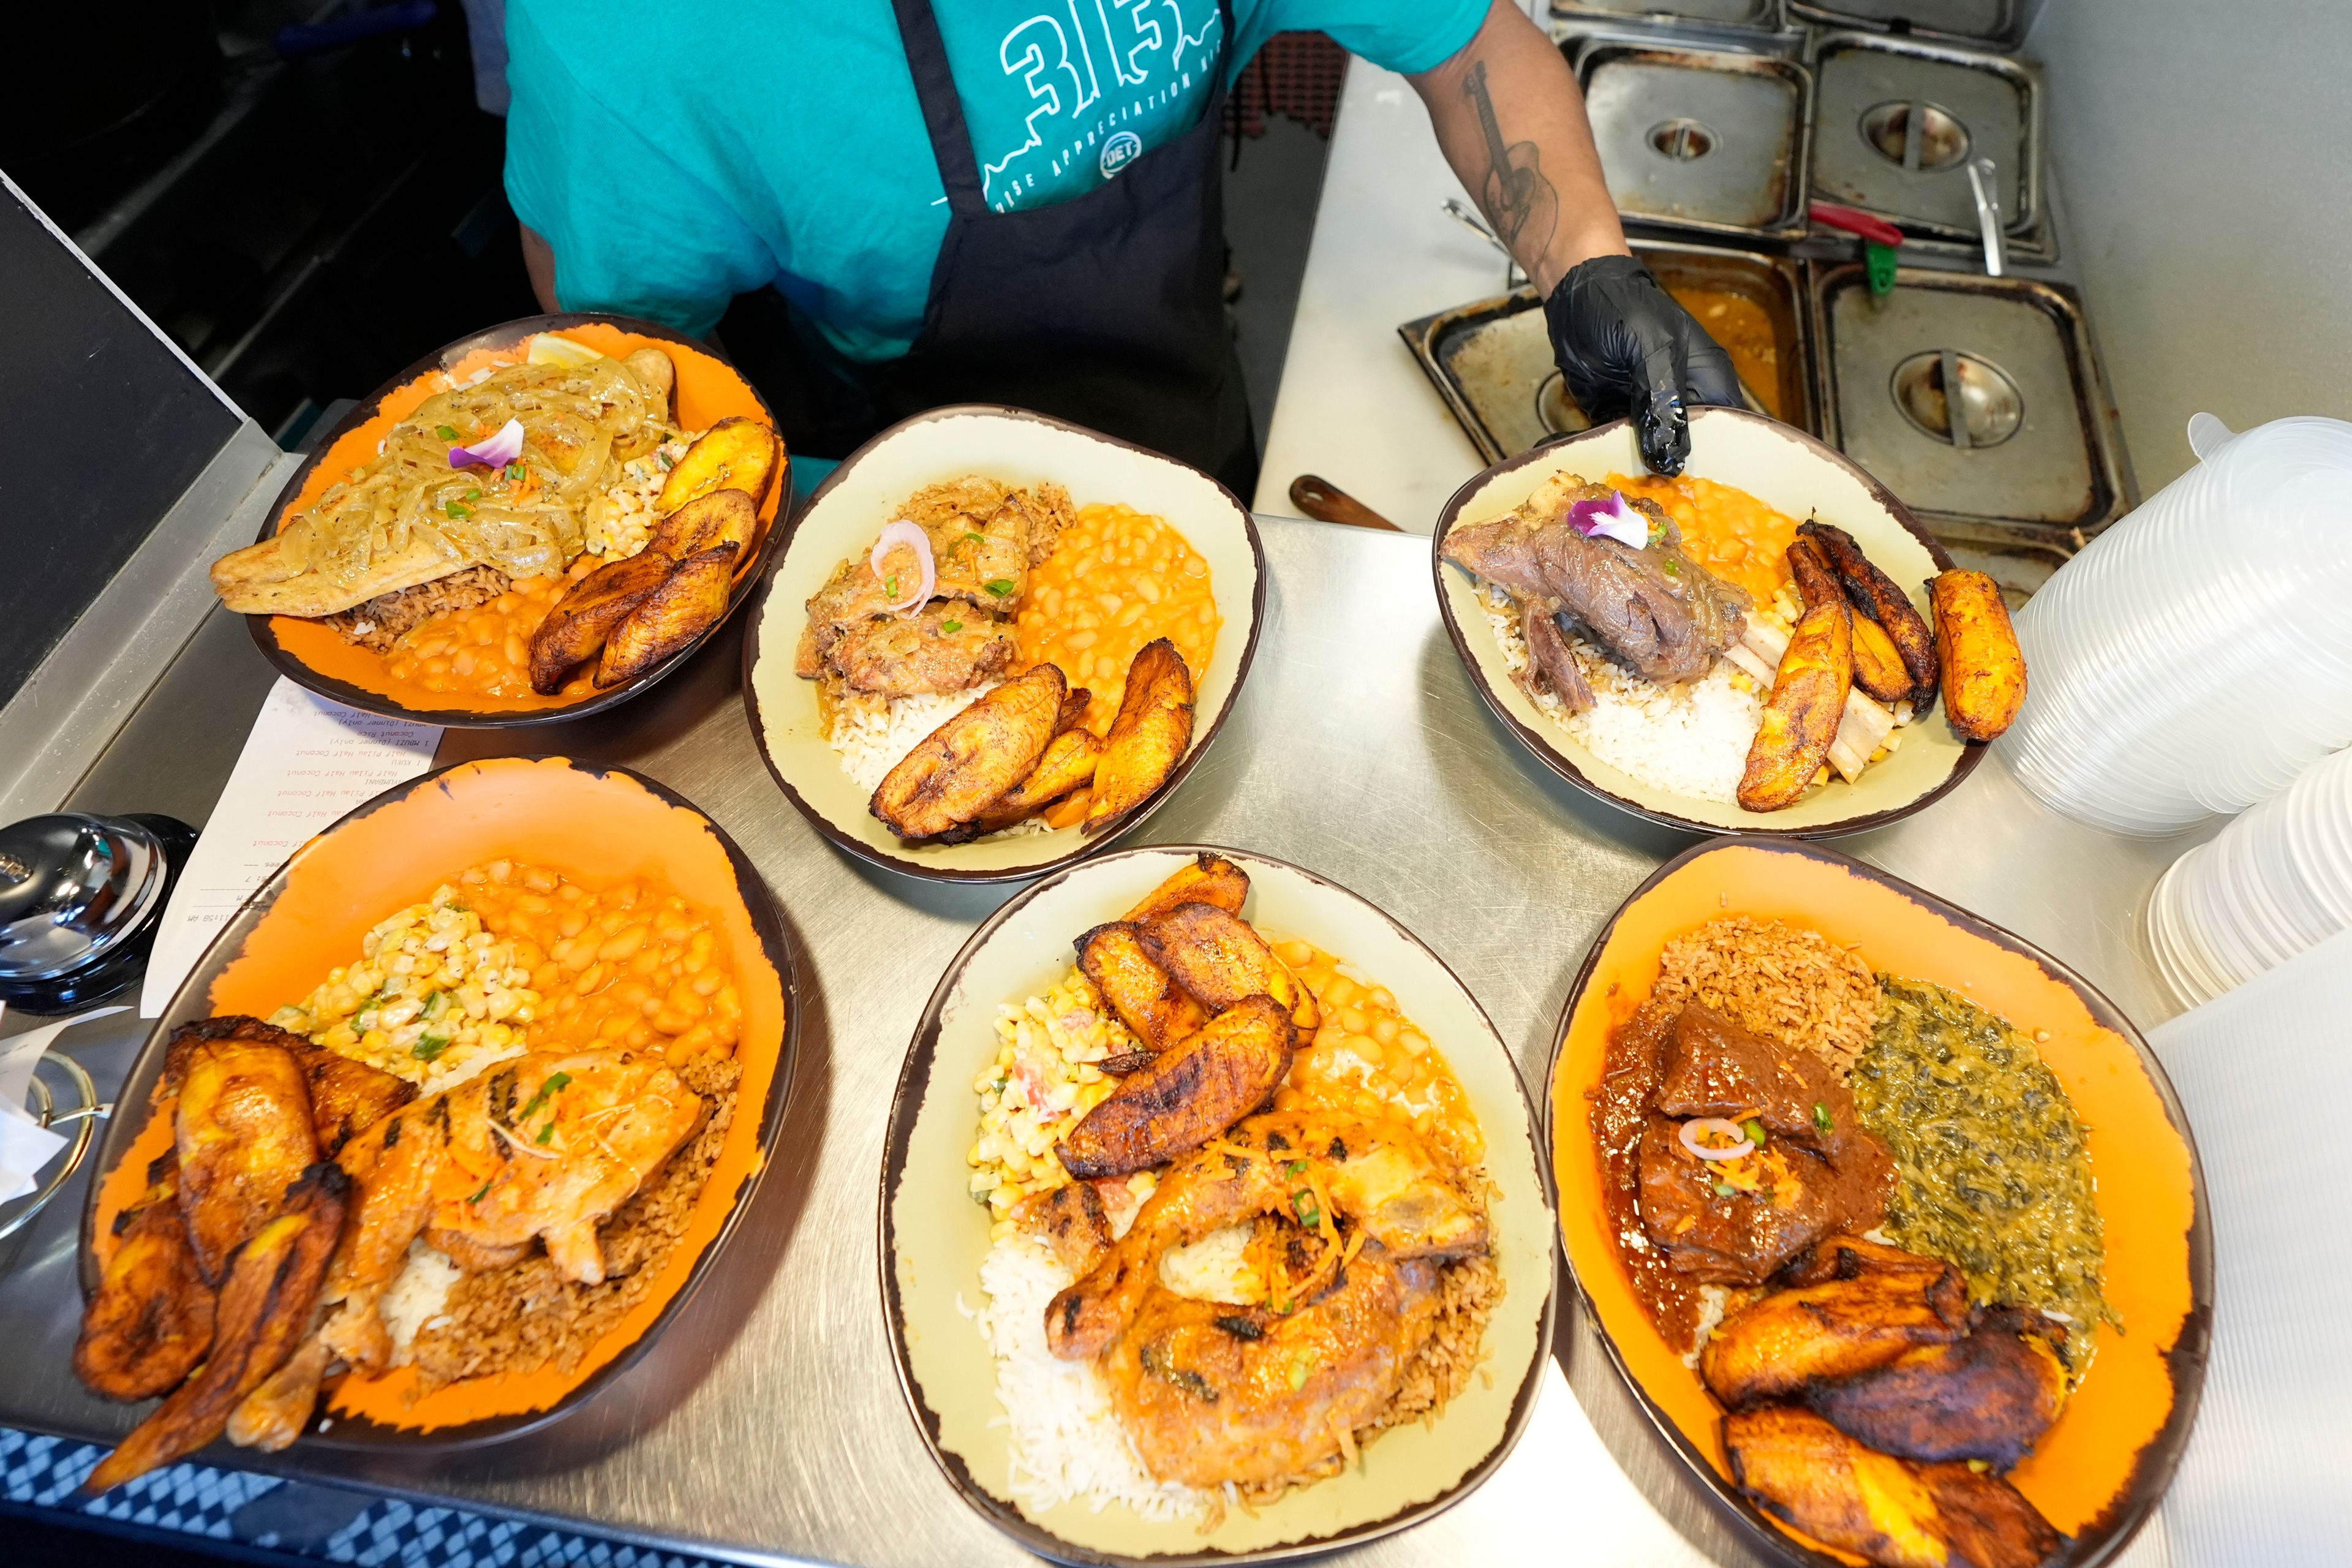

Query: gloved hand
[1544,254,1744,477]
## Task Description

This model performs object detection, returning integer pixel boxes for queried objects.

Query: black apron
[720,0,1257,496]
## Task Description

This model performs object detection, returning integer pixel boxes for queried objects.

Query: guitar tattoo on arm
[1464,59,1560,262]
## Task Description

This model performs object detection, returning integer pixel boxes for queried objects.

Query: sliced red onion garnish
[1566,490,1651,549]
[870,520,936,614]
[1678,1117,1755,1162]
[449,418,524,469]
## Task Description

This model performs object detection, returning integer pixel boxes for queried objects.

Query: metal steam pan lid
[1578,43,1814,239]
[1816,265,2122,532]
[1810,33,2040,240]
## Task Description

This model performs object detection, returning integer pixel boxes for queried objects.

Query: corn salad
[968,974,1138,1236]
[269,886,538,1093]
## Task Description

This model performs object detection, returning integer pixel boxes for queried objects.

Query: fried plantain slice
[1725,1407,2060,1568]
[1800,521,1939,709]
[1790,538,1911,706]
[167,1016,413,1162]
[1930,569,2027,741]
[1121,853,1251,924]
[595,543,738,688]
[74,1155,215,1402]
[1701,1250,1970,1408]
[1807,1308,2068,1471]
[83,1163,349,1496]
[528,552,673,694]
[1084,638,1194,834]
[1738,597,1854,813]
[170,1030,321,1286]
[1056,996,1298,1179]
[656,417,781,515]
[645,487,758,563]
[872,663,1067,840]
[1077,921,1203,1052]
[1053,682,1093,734]
[975,727,1101,832]
[1140,900,1319,1032]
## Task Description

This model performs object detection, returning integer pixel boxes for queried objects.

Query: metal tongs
[1966,157,2006,277]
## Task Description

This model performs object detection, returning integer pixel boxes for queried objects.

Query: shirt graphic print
[952,0,1226,213]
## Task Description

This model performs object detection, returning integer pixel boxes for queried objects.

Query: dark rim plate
[247,312,784,729]
[741,404,1267,884]
[878,843,1558,1564]
[78,756,804,1450]
[1542,834,2214,1567]
[1431,405,1986,840]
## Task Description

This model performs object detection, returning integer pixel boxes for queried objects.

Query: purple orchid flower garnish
[1565,490,1652,549]
[449,418,524,469]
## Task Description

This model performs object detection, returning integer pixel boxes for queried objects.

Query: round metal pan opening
[1891,349,2024,448]
[1646,118,1717,161]
[1860,100,1971,171]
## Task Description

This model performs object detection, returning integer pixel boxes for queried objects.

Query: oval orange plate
[79,756,801,1448]
[248,313,785,728]
[1547,837,2211,1566]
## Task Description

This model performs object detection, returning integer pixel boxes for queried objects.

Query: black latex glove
[1544,254,1744,476]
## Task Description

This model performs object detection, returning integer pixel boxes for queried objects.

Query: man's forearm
[521,224,561,314]
[1410,1,1628,295]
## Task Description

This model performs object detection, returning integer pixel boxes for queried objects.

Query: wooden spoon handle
[1288,474,1403,532]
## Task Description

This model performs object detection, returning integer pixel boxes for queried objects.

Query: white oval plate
[1432,407,1982,838]
[880,845,1556,1564]
[744,407,1265,882]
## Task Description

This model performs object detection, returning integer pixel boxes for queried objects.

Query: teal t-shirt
[503,0,1487,361]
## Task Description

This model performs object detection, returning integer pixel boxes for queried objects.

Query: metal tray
[1575,42,1814,241]
[1807,31,2043,246]
[1552,0,1786,36]
[1810,261,2133,598]
[1400,240,1816,465]
[1788,0,2025,50]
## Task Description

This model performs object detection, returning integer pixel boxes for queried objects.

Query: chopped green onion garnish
[519,1070,573,1121]
[886,574,898,597]
[1713,1181,1736,1197]
[1813,1102,1834,1134]
[437,425,459,440]
[447,502,472,519]
[506,462,525,480]
[984,578,1016,597]
[1743,1118,1768,1147]
[941,619,962,633]
[466,488,481,501]
[1284,1160,1306,1176]
[1292,1193,1320,1227]
[962,532,986,546]
[1288,1356,1309,1390]
[467,1180,492,1204]
[536,1120,556,1145]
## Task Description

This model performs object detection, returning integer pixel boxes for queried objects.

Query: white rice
[1482,583,1776,804]
[976,1234,1208,1521]
[827,681,1055,836]
[378,1239,463,1365]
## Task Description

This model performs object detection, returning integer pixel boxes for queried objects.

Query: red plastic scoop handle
[1811,203,1906,248]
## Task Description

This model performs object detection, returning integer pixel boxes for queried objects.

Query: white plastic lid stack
[2147,929,2352,1567]
[2145,744,2352,1007]
[2000,415,2352,835]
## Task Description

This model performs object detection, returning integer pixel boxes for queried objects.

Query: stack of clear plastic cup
[2000,414,2352,835]
[2147,744,2352,1006]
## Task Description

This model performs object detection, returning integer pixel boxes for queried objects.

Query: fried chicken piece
[83,1163,349,1495]
[320,1051,703,1373]
[1122,853,1250,924]
[1048,1111,1484,1360]
[1725,1407,2060,1568]
[164,1024,322,1285]
[1140,901,1318,1032]
[831,604,1017,698]
[1076,922,1203,1053]
[1700,1248,1970,1408]
[1011,1182,1112,1276]
[74,1155,215,1401]
[1056,995,1297,1180]
[870,662,1066,842]
[1809,1308,2068,1471]
[1106,1242,1444,1488]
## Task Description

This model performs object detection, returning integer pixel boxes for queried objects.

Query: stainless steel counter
[1,517,2199,1567]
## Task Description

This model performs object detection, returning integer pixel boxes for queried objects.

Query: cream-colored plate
[880,846,1556,1564]
[744,407,1265,882]
[1431,408,1983,837]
